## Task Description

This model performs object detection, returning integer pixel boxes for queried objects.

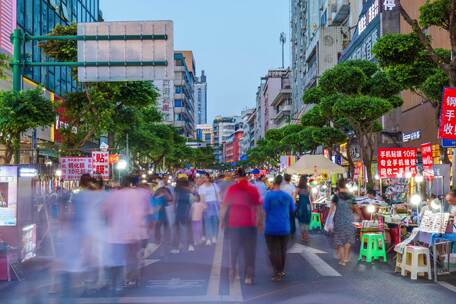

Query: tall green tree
[373,0,453,112]
[0,88,55,163]
[302,60,402,184]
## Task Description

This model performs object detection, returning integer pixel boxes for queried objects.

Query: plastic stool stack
[309,212,322,231]
[358,233,387,263]
[401,245,432,280]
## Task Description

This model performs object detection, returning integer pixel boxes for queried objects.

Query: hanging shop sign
[92,151,109,180]
[378,148,417,178]
[402,130,421,143]
[421,143,434,176]
[438,87,456,140]
[60,157,93,181]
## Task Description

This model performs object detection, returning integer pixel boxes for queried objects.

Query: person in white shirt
[198,172,221,245]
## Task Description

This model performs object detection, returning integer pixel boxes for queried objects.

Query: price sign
[438,87,456,140]
[60,157,92,181]
[92,151,109,180]
[421,143,434,176]
[378,148,417,178]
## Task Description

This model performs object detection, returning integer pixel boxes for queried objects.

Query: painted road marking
[288,243,342,277]
[145,278,205,289]
[72,295,242,303]
[438,281,456,293]
[207,230,225,296]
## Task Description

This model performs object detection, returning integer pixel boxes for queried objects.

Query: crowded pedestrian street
[1,0,456,303]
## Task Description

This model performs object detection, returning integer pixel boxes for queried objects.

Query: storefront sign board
[378,148,417,178]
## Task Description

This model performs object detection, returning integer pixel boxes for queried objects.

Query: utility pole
[280,32,286,69]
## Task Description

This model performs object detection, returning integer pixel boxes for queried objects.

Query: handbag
[324,208,335,233]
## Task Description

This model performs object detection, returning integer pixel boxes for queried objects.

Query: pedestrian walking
[102,176,150,291]
[198,172,221,245]
[151,183,173,245]
[253,175,268,201]
[263,175,295,281]
[296,176,312,242]
[191,193,207,246]
[327,179,355,266]
[172,176,194,253]
[220,168,262,285]
[281,174,297,238]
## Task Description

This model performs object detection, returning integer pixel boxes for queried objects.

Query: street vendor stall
[285,154,346,176]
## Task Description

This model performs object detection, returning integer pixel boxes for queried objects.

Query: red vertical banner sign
[378,148,417,178]
[438,88,456,140]
[420,143,434,176]
[92,151,110,180]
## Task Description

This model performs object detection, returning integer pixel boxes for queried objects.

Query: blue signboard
[441,139,456,148]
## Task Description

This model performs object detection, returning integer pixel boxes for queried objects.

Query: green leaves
[0,54,10,80]
[0,88,55,163]
[373,33,423,66]
[419,0,451,29]
[38,24,77,62]
[319,63,368,95]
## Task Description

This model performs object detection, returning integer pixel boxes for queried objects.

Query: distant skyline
[100,0,290,122]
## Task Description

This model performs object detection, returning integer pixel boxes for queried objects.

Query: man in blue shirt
[263,175,296,282]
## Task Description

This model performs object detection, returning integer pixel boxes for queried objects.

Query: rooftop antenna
[280,32,286,69]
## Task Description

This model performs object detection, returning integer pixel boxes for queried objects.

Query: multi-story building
[290,0,348,120]
[212,115,239,163]
[271,70,292,128]
[224,129,243,164]
[254,83,265,143]
[17,0,102,96]
[240,108,255,158]
[195,124,213,146]
[258,69,291,135]
[173,51,196,138]
[194,70,207,125]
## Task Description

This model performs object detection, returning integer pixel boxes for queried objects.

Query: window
[174,99,183,107]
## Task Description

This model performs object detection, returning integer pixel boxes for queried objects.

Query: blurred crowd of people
[48,168,396,300]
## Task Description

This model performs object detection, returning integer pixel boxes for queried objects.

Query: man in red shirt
[220,168,263,285]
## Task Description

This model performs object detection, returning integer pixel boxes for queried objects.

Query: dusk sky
[100,0,290,122]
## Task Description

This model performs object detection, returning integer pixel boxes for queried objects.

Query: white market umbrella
[285,154,346,176]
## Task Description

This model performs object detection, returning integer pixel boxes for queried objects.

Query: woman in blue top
[263,175,296,282]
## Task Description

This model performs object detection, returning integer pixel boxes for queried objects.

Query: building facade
[195,124,213,146]
[258,69,290,135]
[194,70,207,125]
[173,51,196,138]
[240,108,255,158]
[212,115,239,163]
[224,129,243,164]
[271,70,292,128]
[290,0,350,120]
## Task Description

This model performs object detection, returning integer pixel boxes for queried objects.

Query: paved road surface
[1,231,455,304]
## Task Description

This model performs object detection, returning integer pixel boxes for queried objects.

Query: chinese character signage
[0,0,16,54]
[421,143,434,176]
[92,151,109,180]
[60,157,93,181]
[439,88,456,140]
[378,148,417,178]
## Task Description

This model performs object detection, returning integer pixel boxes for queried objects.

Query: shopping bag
[324,208,335,233]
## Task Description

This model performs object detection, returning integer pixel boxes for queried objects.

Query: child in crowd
[191,194,207,246]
